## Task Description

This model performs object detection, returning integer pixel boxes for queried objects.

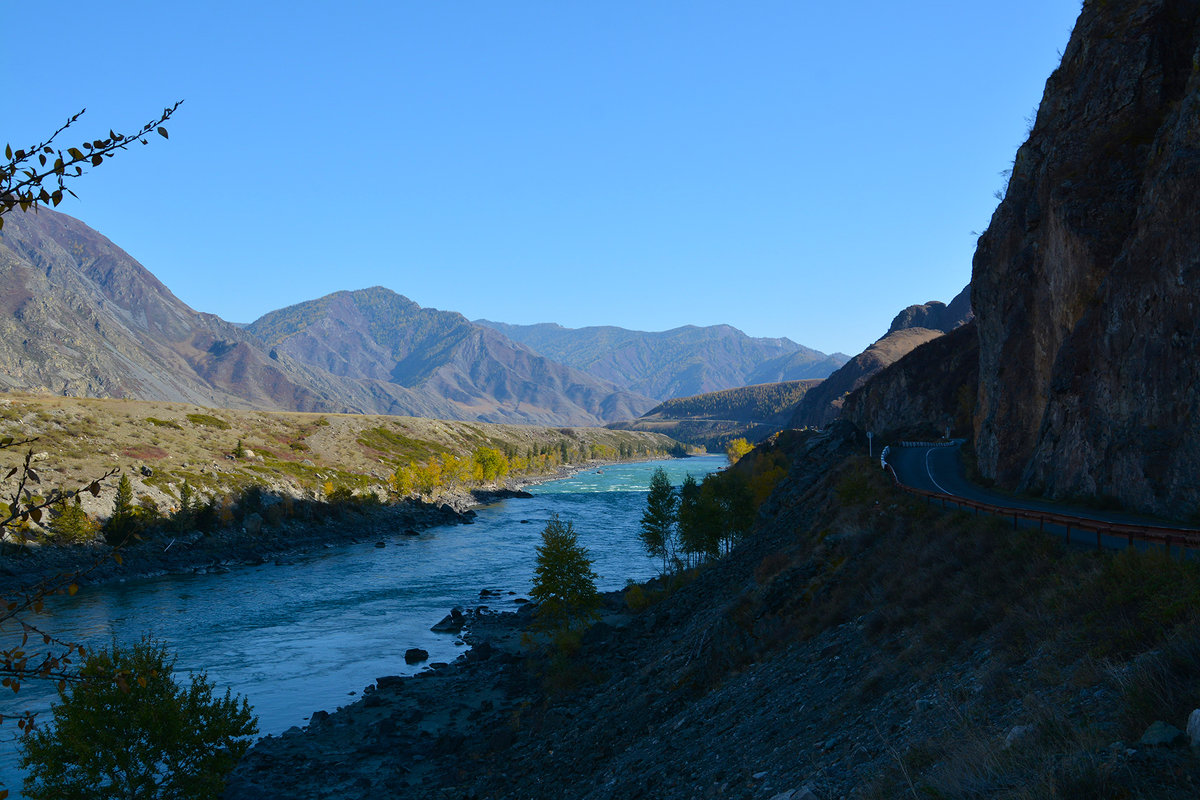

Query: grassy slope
[609,379,821,449]
[0,391,681,520]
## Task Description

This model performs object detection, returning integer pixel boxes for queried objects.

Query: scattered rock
[431,607,466,633]
[405,648,429,665]
[1139,721,1185,748]
[1004,725,1034,749]
[140,465,153,477]
[375,541,386,548]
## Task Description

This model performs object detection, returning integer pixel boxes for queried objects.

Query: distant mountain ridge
[247,288,656,425]
[475,320,847,400]
[0,209,652,425]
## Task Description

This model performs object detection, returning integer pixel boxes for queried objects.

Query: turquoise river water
[0,455,724,796]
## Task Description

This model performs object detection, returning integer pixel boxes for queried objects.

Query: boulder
[430,606,466,633]
[1188,708,1200,747]
[1139,720,1185,748]
[404,648,429,665]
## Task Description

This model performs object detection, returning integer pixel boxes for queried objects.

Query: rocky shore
[0,498,477,595]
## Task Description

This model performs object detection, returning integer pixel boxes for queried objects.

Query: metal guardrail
[879,444,1200,552]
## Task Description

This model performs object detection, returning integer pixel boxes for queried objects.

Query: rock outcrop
[789,327,945,428]
[886,284,972,336]
[972,0,1200,516]
[842,323,979,440]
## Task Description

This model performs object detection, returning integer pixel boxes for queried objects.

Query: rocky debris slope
[972,0,1200,516]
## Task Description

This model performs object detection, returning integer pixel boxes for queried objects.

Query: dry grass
[0,391,680,520]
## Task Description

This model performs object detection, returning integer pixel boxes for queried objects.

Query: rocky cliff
[886,284,972,336]
[972,0,1200,516]
[842,322,979,440]
[788,327,945,428]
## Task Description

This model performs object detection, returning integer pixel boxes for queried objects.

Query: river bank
[0,498,475,595]
[0,452,684,595]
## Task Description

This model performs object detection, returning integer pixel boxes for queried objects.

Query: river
[0,455,724,795]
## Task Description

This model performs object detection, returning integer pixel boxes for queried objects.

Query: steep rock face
[886,284,972,336]
[842,323,979,440]
[789,327,945,428]
[476,320,846,400]
[973,0,1200,515]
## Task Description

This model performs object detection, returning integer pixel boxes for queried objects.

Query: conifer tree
[530,514,600,640]
[639,467,678,573]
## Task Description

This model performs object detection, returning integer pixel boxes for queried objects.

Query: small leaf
[112,553,123,565]
[4,144,10,159]
[67,583,78,596]
[158,127,168,139]
[87,481,100,496]
[91,154,102,167]
[67,147,84,160]
[29,507,41,523]
[27,468,39,483]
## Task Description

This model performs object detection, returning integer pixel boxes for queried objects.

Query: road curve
[885,442,1200,550]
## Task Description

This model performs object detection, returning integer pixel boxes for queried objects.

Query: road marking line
[925,448,952,495]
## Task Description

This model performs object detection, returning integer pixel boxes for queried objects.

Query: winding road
[884,441,1200,554]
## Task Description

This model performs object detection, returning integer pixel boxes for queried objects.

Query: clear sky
[7,1,1082,356]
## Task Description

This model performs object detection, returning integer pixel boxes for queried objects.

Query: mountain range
[476,320,847,400]
[0,207,846,427]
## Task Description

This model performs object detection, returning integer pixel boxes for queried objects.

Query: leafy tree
[20,637,257,800]
[473,446,509,483]
[725,437,754,465]
[639,467,678,573]
[530,514,600,639]
[389,463,415,497]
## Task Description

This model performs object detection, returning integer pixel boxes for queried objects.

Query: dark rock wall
[973,0,1200,515]
[843,323,979,441]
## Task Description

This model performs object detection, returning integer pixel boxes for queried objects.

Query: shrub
[20,637,257,800]
[185,413,230,430]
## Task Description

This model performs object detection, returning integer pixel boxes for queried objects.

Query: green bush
[20,637,257,800]
[185,413,230,430]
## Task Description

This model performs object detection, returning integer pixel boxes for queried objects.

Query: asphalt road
[885,442,1199,550]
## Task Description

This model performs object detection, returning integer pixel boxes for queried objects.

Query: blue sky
[7,2,1081,356]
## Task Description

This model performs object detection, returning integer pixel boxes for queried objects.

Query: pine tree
[530,514,600,640]
[104,474,136,544]
[639,467,678,573]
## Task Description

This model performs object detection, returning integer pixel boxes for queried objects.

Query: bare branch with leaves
[0,101,183,229]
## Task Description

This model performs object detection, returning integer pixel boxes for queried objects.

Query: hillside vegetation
[609,380,821,450]
[0,391,682,527]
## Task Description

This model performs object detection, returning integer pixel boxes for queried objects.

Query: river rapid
[0,455,724,795]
